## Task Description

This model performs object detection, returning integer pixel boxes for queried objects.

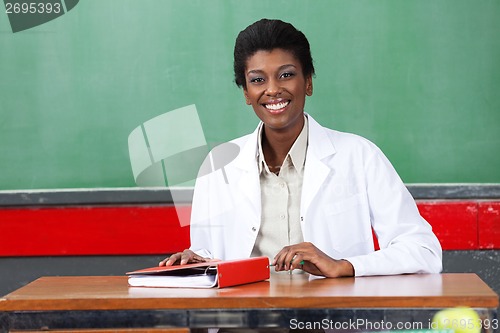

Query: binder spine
[217,257,270,288]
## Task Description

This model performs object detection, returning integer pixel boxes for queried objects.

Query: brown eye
[280,72,295,79]
[249,77,264,84]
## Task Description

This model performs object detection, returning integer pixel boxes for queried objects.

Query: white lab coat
[190,114,442,276]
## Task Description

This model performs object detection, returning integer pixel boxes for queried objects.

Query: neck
[261,117,304,168]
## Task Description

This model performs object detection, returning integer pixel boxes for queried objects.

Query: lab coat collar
[300,114,336,220]
[233,125,260,171]
[232,113,337,222]
[232,113,337,171]
[305,114,336,159]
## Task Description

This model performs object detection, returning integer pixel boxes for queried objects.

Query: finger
[274,247,293,271]
[180,250,208,265]
[277,252,296,271]
[300,261,323,276]
[179,250,195,265]
[165,253,181,266]
[159,257,171,266]
[284,251,301,271]
[273,256,288,271]
[159,253,180,266]
[290,254,305,271]
[272,250,284,271]
[283,244,310,270]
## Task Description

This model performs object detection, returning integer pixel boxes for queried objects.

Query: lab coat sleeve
[188,165,215,260]
[344,146,443,276]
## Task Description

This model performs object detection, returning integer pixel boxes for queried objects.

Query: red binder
[126,256,270,288]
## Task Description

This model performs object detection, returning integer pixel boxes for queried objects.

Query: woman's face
[243,48,312,134]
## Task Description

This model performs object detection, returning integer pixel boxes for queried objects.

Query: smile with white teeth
[264,101,290,111]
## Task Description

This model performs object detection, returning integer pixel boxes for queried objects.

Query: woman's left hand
[272,242,354,278]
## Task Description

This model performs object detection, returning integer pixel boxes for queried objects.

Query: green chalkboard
[0,0,499,190]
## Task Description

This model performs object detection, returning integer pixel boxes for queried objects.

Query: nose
[265,78,281,96]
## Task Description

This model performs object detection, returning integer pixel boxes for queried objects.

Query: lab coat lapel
[230,116,336,228]
[233,126,261,221]
[301,115,336,219]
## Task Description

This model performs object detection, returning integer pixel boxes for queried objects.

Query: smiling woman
[243,49,312,143]
[160,18,442,280]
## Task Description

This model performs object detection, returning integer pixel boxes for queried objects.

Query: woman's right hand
[158,249,210,266]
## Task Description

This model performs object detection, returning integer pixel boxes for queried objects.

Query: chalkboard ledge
[0,184,499,207]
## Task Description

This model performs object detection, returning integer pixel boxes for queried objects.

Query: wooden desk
[0,273,498,331]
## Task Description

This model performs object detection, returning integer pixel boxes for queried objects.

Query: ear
[306,75,313,96]
[243,89,251,105]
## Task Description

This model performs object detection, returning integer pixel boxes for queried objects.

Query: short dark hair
[233,18,315,89]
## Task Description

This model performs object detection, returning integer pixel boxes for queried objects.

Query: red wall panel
[417,201,478,250]
[0,205,191,256]
[1,201,498,256]
[478,202,500,249]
